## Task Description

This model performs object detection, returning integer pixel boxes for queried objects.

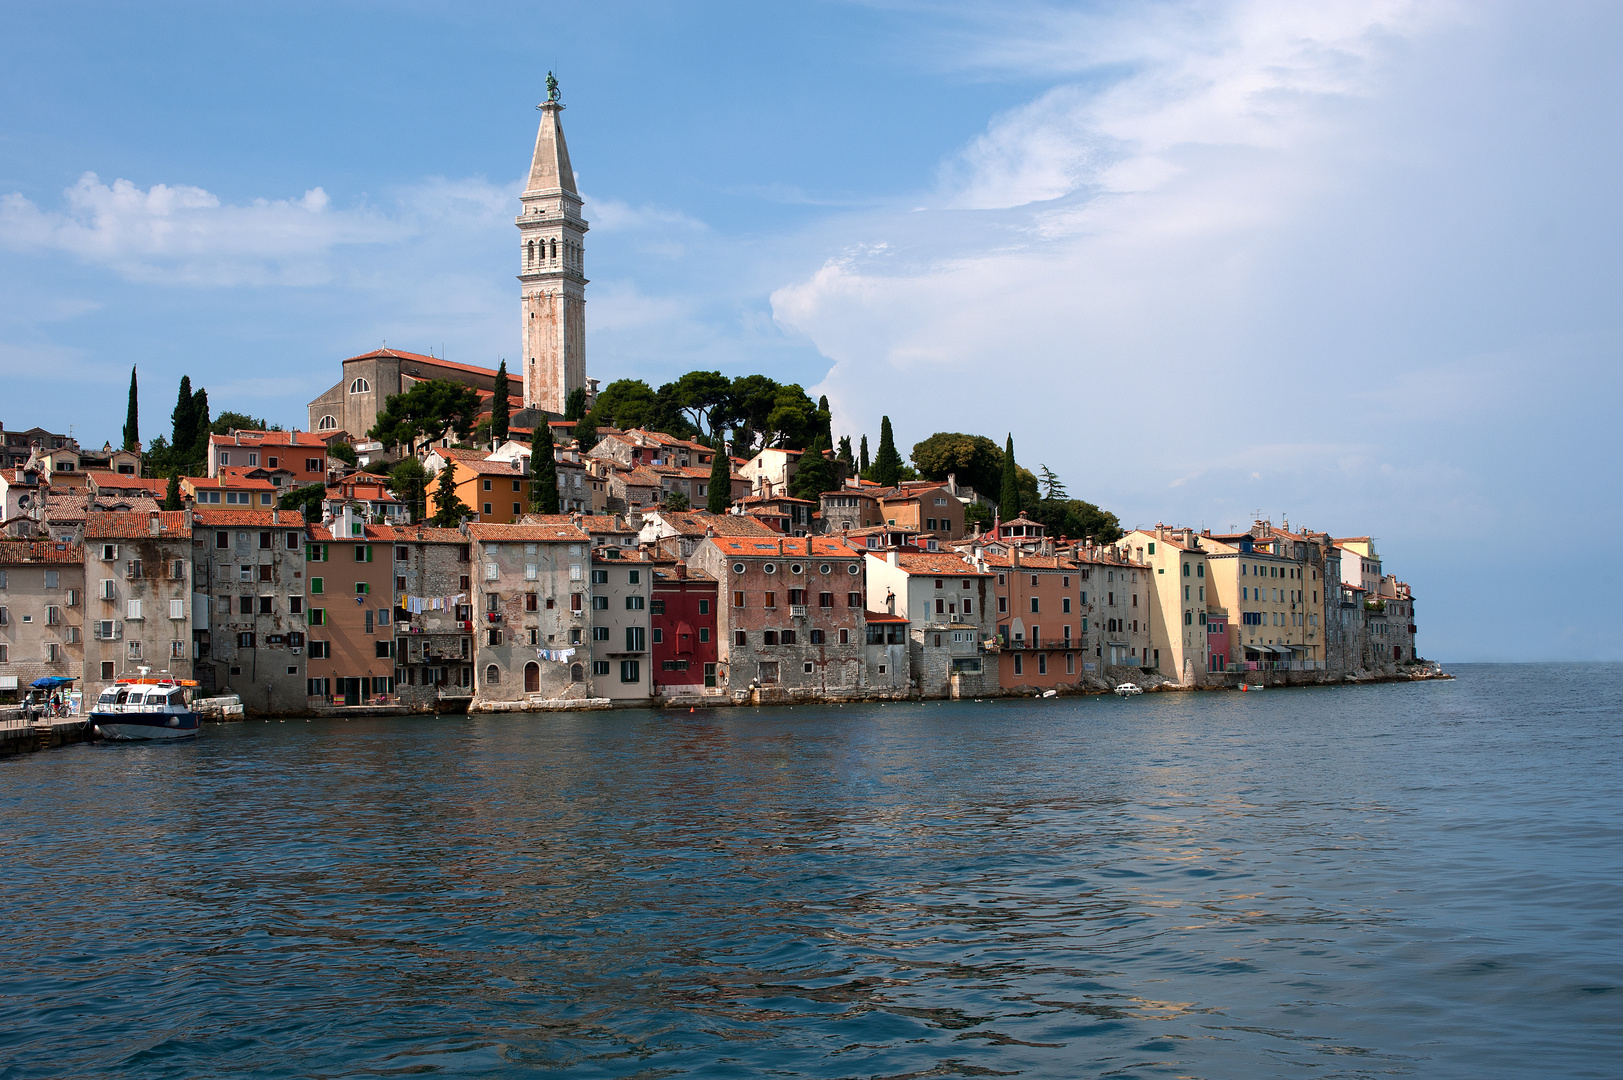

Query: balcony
[789,605,808,618]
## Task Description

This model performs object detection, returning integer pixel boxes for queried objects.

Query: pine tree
[573,412,598,452]
[171,376,195,463]
[163,471,182,511]
[837,435,853,466]
[1000,434,1022,517]
[431,462,471,527]
[530,423,560,514]
[564,386,588,422]
[859,435,870,475]
[707,430,733,513]
[491,361,510,443]
[122,366,139,451]
[874,416,902,486]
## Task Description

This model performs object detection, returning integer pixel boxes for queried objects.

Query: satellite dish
[17,495,30,508]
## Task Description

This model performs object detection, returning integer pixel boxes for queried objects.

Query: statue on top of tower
[545,71,560,103]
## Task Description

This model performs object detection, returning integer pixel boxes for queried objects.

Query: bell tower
[517,74,588,415]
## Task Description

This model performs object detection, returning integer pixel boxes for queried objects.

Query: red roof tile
[0,539,83,564]
[83,511,191,539]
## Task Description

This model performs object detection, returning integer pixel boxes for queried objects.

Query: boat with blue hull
[90,679,201,741]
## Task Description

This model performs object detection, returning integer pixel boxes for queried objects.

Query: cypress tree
[530,423,560,514]
[859,435,870,475]
[431,462,471,527]
[707,430,732,513]
[836,435,853,467]
[190,388,211,467]
[1000,433,1021,517]
[874,416,901,486]
[564,386,588,422]
[817,394,833,447]
[491,361,510,443]
[171,376,195,462]
[163,471,182,511]
[122,366,139,451]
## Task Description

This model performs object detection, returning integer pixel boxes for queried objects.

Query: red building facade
[651,563,719,696]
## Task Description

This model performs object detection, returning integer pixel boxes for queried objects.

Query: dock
[0,713,91,757]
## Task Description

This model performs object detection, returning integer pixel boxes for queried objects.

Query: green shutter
[366,545,374,562]
[311,577,323,595]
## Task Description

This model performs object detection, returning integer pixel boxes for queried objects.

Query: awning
[31,676,76,688]
[1245,644,1282,655]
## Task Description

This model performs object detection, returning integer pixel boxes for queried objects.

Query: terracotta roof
[208,430,328,448]
[978,553,1079,571]
[0,539,83,564]
[615,467,664,488]
[325,482,400,502]
[344,347,499,381]
[738,493,816,506]
[649,511,778,538]
[191,509,306,527]
[45,492,162,523]
[592,548,666,564]
[466,521,590,543]
[185,471,277,491]
[84,472,169,494]
[886,552,993,576]
[83,511,191,539]
[652,566,716,583]
[704,536,860,557]
[440,454,528,477]
[864,610,910,624]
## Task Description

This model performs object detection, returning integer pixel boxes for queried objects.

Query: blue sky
[3,1,1621,662]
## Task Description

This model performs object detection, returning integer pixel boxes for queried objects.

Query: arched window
[485,664,500,685]
[524,662,540,693]
[317,415,338,430]
[550,238,557,260]
[349,377,370,394]
[527,240,534,265]
[570,663,583,682]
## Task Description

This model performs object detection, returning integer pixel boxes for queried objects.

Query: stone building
[191,509,309,714]
[0,539,85,698]
[82,511,195,699]
[862,549,995,698]
[637,510,778,560]
[305,510,397,705]
[467,520,592,704]
[307,348,506,445]
[587,547,655,704]
[689,534,879,701]
[390,526,475,709]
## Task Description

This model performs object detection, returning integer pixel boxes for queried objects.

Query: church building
[307,82,591,443]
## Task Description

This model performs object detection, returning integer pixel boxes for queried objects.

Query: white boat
[91,678,201,741]
[1113,683,1143,696]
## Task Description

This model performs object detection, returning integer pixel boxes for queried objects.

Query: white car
[1113,683,1143,696]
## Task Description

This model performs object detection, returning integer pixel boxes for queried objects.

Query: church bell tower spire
[517,73,588,415]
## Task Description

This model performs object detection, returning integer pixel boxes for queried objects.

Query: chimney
[674,562,687,579]
[886,550,899,567]
[149,512,161,536]
[272,509,279,526]
[777,537,785,556]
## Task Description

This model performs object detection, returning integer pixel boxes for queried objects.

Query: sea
[2,663,1619,1079]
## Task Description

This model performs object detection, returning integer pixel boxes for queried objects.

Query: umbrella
[31,676,75,689]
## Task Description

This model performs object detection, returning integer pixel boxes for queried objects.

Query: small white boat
[1113,683,1143,697]
[91,678,200,741]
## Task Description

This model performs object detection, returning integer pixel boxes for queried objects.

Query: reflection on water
[2,665,1621,1078]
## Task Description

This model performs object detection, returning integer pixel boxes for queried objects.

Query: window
[809,629,824,644]
[592,595,608,610]
[308,608,325,625]
[733,630,747,646]
[1013,654,1023,675]
[763,592,776,608]
[350,377,370,394]
[592,626,609,641]
[999,596,1007,613]
[620,660,640,683]
[237,632,256,649]
[1038,654,1047,675]
[698,627,710,643]
[839,628,849,644]
[169,598,185,620]
[762,630,778,646]
[848,592,862,608]
[626,595,645,610]
[592,569,608,584]
[1063,597,1071,613]
[376,640,394,658]
[126,599,142,620]
[355,545,372,562]
[626,626,646,652]
[963,599,973,614]
[100,661,115,679]
[593,660,610,676]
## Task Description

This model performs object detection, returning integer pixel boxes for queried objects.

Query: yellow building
[1122,527,1210,685]
[1202,530,1316,667]
[435,452,531,524]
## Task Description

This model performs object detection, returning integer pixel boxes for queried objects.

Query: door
[343,678,360,706]
[524,662,540,693]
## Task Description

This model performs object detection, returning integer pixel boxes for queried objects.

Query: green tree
[874,416,902,486]
[368,380,482,453]
[859,435,870,475]
[816,395,833,448]
[672,370,733,440]
[530,424,560,514]
[564,386,589,422]
[591,378,657,430]
[836,435,853,467]
[706,430,733,513]
[162,471,182,511]
[789,436,833,500]
[663,490,690,511]
[491,360,510,443]
[122,366,139,451]
[431,461,471,526]
[210,410,276,435]
[190,389,210,460]
[1025,498,1123,544]
[170,376,196,462]
[965,501,993,531]
[387,457,429,523]
[1037,465,1068,501]
[1000,434,1022,517]
[573,412,599,452]
[910,432,1004,497]
[327,441,358,467]
[141,436,172,480]
[278,482,327,519]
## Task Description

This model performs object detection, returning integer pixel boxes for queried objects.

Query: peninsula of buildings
[0,83,1432,715]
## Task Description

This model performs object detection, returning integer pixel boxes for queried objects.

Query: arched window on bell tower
[550,238,558,261]
[527,240,534,266]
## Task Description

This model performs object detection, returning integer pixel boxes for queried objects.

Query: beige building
[1203,533,1314,667]
[587,547,655,703]
[0,539,85,699]
[82,511,195,699]
[308,348,506,446]
[468,520,592,704]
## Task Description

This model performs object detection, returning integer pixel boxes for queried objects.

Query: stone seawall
[0,715,91,757]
